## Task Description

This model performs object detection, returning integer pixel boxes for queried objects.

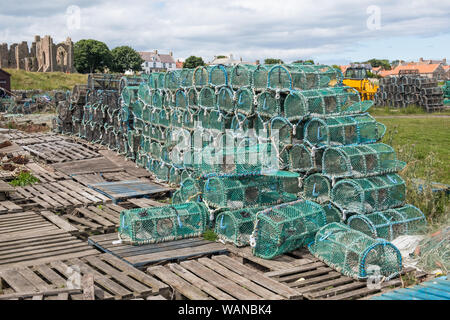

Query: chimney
[256,60,260,65]
[240,57,243,62]
[154,49,158,54]
[229,54,233,60]
[419,57,423,62]
[169,51,173,57]
[443,58,447,65]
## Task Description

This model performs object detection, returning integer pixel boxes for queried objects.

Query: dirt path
[374,115,450,119]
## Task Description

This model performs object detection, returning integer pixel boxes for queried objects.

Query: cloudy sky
[1,0,449,65]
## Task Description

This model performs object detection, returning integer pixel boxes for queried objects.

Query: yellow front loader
[343,65,379,101]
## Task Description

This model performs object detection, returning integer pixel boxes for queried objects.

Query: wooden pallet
[0,229,99,270]
[25,162,70,183]
[147,255,301,300]
[88,234,228,269]
[12,180,111,210]
[89,180,171,203]
[0,288,83,300]
[0,253,169,300]
[0,200,23,214]
[22,141,100,163]
[44,204,126,237]
[0,211,62,238]
[52,157,124,176]
[12,134,62,146]
[70,171,150,187]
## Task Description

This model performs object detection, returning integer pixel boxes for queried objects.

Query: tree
[264,58,284,65]
[74,39,112,73]
[216,55,227,59]
[365,59,391,70]
[110,46,144,73]
[183,56,205,69]
[293,59,314,65]
[331,64,341,70]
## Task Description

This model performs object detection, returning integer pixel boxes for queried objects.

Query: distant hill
[4,69,87,91]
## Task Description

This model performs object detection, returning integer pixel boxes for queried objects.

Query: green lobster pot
[149,141,162,160]
[347,205,426,241]
[308,222,402,280]
[162,89,174,108]
[303,114,386,147]
[322,143,406,179]
[257,90,281,118]
[175,177,203,204]
[252,65,270,91]
[148,72,160,89]
[288,144,322,173]
[142,104,152,122]
[252,199,327,259]
[209,64,232,87]
[193,66,209,88]
[187,87,198,109]
[270,116,293,146]
[175,89,188,110]
[235,87,254,115]
[171,108,184,128]
[331,173,406,214]
[151,90,163,108]
[322,202,342,224]
[169,166,183,186]
[179,69,194,88]
[209,110,231,132]
[303,173,331,203]
[158,108,171,127]
[153,160,170,182]
[183,109,197,130]
[215,206,266,247]
[231,64,257,89]
[137,83,152,105]
[217,86,234,113]
[150,107,160,125]
[199,86,216,111]
[230,112,250,136]
[119,202,209,245]
[164,70,181,90]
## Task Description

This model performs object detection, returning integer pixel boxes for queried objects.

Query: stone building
[0,35,75,73]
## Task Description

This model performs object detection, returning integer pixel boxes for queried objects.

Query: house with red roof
[138,50,177,74]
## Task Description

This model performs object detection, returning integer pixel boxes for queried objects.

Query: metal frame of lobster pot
[303,173,331,203]
[322,143,406,179]
[119,202,209,245]
[252,199,327,259]
[347,205,426,241]
[331,173,406,214]
[303,114,386,147]
[308,222,403,280]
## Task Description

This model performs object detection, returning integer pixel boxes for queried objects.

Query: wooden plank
[198,257,283,300]
[167,263,235,300]
[212,255,302,300]
[147,265,212,300]
[52,157,122,175]
[40,211,78,232]
[305,281,367,299]
[0,270,36,292]
[0,288,82,300]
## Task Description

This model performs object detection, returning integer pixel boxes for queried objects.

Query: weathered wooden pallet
[88,233,228,269]
[25,162,70,183]
[12,180,111,211]
[0,229,99,270]
[44,204,127,237]
[0,288,83,300]
[89,180,171,203]
[0,253,169,300]
[22,141,101,163]
[12,134,62,146]
[147,255,301,300]
[0,200,23,214]
[70,171,150,187]
[0,211,62,238]
[52,157,124,176]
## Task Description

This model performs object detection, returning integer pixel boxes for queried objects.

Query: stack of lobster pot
[374,74,444,112]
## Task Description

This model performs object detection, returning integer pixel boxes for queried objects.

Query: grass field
[4,68,87,91]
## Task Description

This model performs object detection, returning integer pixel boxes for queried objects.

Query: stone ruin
[0,35,75,73]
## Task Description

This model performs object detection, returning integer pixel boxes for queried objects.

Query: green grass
[5,68,87,91]
[376,116,450,184]
[203,229,218,241]
[370,105,450,116]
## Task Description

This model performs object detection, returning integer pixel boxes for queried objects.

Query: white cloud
[1,0,449,64]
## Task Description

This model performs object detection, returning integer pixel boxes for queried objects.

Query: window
[153,62,156,68]
[169,63,172,68]
[163,63,166,68]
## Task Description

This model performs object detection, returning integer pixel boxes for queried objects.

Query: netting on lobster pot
[193,66,209,88]
[149,141,162,160]
[151,90,163,108]
[270,116,293,146]
[199,87,216,111]
[331,173,406,214]
[174,177,203,204]
[322,202,343,223]
[253,113,270,141]
[303,114,386,147]
[137,83,152,105]
[231,112,250,137]
[347,205,426,241]
[308,222,402,280]
[119,202,209,245]
[215,206,266,247]
[175,89,188,110]
[217,86,234,114]
[187,88,198,109]
[169,166,184,186]
[288,144,323,173]
[203,175,297,210]
[162,90,174,108]
[152,160,170,182]
[179,69,194,88]
[231,64,256,88]
[256,90,281,118]
[170,108,184,129]
[252,199,327,259]
[164,70,181,90]
[235,87,254,115]
[209,109,231,132]
[252,65,270,91]
[303,173,331,203]
[121,85,139,106]
[148,72,160,89]
[158,107,171,127]
[209,64,231,87]
[322,143,406,179]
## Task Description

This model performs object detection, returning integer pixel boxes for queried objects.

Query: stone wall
[0,35,75,73]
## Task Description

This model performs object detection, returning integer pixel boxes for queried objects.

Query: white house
[139,50,178,74]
